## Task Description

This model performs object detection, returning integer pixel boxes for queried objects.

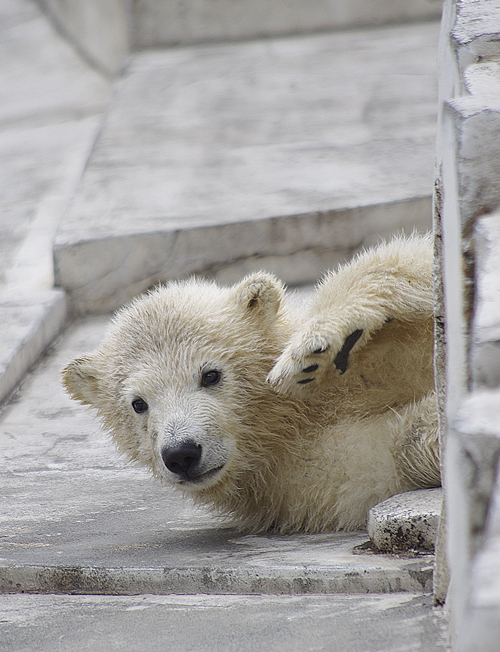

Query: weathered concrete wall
[435,0,500,648]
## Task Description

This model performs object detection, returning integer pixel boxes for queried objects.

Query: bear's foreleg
[267,235,433,395]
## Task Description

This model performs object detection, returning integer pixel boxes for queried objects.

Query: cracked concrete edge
[0,289,67,406]
[0,560,434,596]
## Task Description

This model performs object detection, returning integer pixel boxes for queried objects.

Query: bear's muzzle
[161,440,226,485]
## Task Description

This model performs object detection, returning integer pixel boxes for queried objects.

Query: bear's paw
[267,317,367,395]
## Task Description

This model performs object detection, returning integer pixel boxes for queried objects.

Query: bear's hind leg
[392,392,441,490]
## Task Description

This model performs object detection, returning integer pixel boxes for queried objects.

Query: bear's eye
[131,398,148,413]
[201,369,221,388]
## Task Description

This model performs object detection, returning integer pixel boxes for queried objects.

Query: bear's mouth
[178,465,225,486]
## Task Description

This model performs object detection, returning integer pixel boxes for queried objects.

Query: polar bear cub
[63,234,440,533]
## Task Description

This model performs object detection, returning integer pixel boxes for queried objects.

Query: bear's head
[62,273,298,504]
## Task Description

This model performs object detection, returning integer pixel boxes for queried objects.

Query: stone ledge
[0,553,434,596]
[54,197,432,314]
[38,0,442,75]
[132,0,442,49]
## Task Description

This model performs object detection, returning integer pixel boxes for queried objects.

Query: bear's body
[63,234,440,533]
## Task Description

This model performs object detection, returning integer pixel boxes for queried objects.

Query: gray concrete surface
[54,20,439,313]
[0,593,449,652]
[0,0,109,283]
[38,0,129,75]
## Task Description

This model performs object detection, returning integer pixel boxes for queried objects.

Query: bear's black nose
[162,441,202,478]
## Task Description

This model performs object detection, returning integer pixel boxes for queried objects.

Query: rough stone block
[435,2,500,417]
[463,533,500,652]
[368,489,443,552]
[451,0,500,71]
[448,390,500,553]
[446,389,500,632]
[446,99,500,228]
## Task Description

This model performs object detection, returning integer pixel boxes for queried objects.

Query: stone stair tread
[54,21,439,313]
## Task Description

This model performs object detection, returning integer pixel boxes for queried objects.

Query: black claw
[302,364,319,373]
[333,329,363,374]
[297,378,315,385]
[313,346,330,354]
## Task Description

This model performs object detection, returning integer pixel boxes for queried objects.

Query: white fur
[62,234,439,533]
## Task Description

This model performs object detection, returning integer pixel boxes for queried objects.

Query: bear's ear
[232,272,284,321]
[61,354,103,407]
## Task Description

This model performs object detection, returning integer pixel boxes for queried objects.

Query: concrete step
[0,314,438,598]
[54,20,439,314]
[0,593,448,652]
